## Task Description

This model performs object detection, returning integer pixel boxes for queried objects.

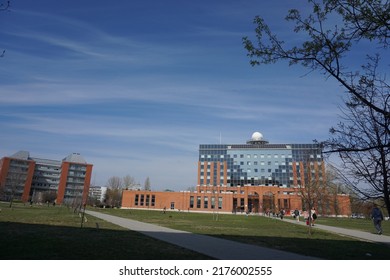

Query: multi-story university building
[0,151,93,205]
[122,132,351,216]
[198,131,324,188]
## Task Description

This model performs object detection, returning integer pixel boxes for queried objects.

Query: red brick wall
[122,185,351,216]
[21,161,35,202]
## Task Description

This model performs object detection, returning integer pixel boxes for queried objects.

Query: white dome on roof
[251,132,263,141]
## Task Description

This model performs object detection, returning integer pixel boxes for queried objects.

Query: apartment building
[0,151,93,205]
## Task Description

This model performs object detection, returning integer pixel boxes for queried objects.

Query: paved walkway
[85,210,317,260]
[85,210,390,260]
[280,217,390,245]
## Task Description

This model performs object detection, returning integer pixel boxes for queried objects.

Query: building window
[197,196,201,208]
[170,202,175,210]
[218,197,223,209]
[146,194,150,206]
[140,194,144,206]
[135,194,139,206]
[189,196,194,208]
[204,197,209,208]
[151,195,155,206]
[211,197,215,209]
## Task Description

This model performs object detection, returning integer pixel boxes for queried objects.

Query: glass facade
[198,141,323,188]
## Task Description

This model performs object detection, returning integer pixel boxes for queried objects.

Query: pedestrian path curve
[85,210,317,260]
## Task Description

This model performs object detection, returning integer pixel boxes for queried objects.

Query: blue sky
[0,0,347,190]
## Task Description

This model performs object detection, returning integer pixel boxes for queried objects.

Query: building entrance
[248,192,260,213]
[262,192,275,214]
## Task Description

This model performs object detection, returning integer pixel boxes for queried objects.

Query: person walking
[371,204,384,235]
[293,208,300,222]
[280,209,285,220]
[311,208,317,226]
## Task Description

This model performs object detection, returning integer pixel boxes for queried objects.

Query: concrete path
[280,217,390,245]
[85,210,317,260]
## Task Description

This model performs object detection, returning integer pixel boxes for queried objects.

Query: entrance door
[262,192,275,214]
[248,192,260,213]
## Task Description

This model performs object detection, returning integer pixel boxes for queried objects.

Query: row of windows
[68,171,86,178]
[8,166,29,173]
[67,177,85,183]
[65,184,84,190]
[35,165,60,171]
[10,160,30,167]
[200,154,322,160]
[134,194,156,207]
[69,164,87,171]
[201,167,324,176]
[34,171,60,177]
[189,196,223,209]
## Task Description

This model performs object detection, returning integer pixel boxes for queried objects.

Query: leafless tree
[326,85,390,216]
[0,1,10,11]
[243,0,389,216]
[144,177,151,191]
[106,176,123,189]
[243,0,389,117]
[1,1,10,57]
[123,175,137,189]
[104,176,123,208]
[296,160,324,234]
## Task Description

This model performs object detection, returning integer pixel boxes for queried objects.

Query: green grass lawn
[314,216,390,234]
[0,202,211,260]
[1,202,389,260]
[95,208,390,260]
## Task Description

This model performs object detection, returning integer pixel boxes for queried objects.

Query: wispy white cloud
[0,1,351,189]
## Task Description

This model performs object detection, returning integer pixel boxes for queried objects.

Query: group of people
[291,208,317,226]
[290,204,385,235]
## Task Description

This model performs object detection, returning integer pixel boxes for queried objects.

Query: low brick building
[121,185,351,216]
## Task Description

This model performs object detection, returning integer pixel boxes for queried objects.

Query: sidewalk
[280,217,390,245]
[85,210,317,260]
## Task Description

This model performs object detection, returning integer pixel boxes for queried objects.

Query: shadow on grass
[2,221,390,260]
[0,222,212,260]
[214,234,390,260]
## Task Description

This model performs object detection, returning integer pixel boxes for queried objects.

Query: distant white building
[89,185,107,202]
